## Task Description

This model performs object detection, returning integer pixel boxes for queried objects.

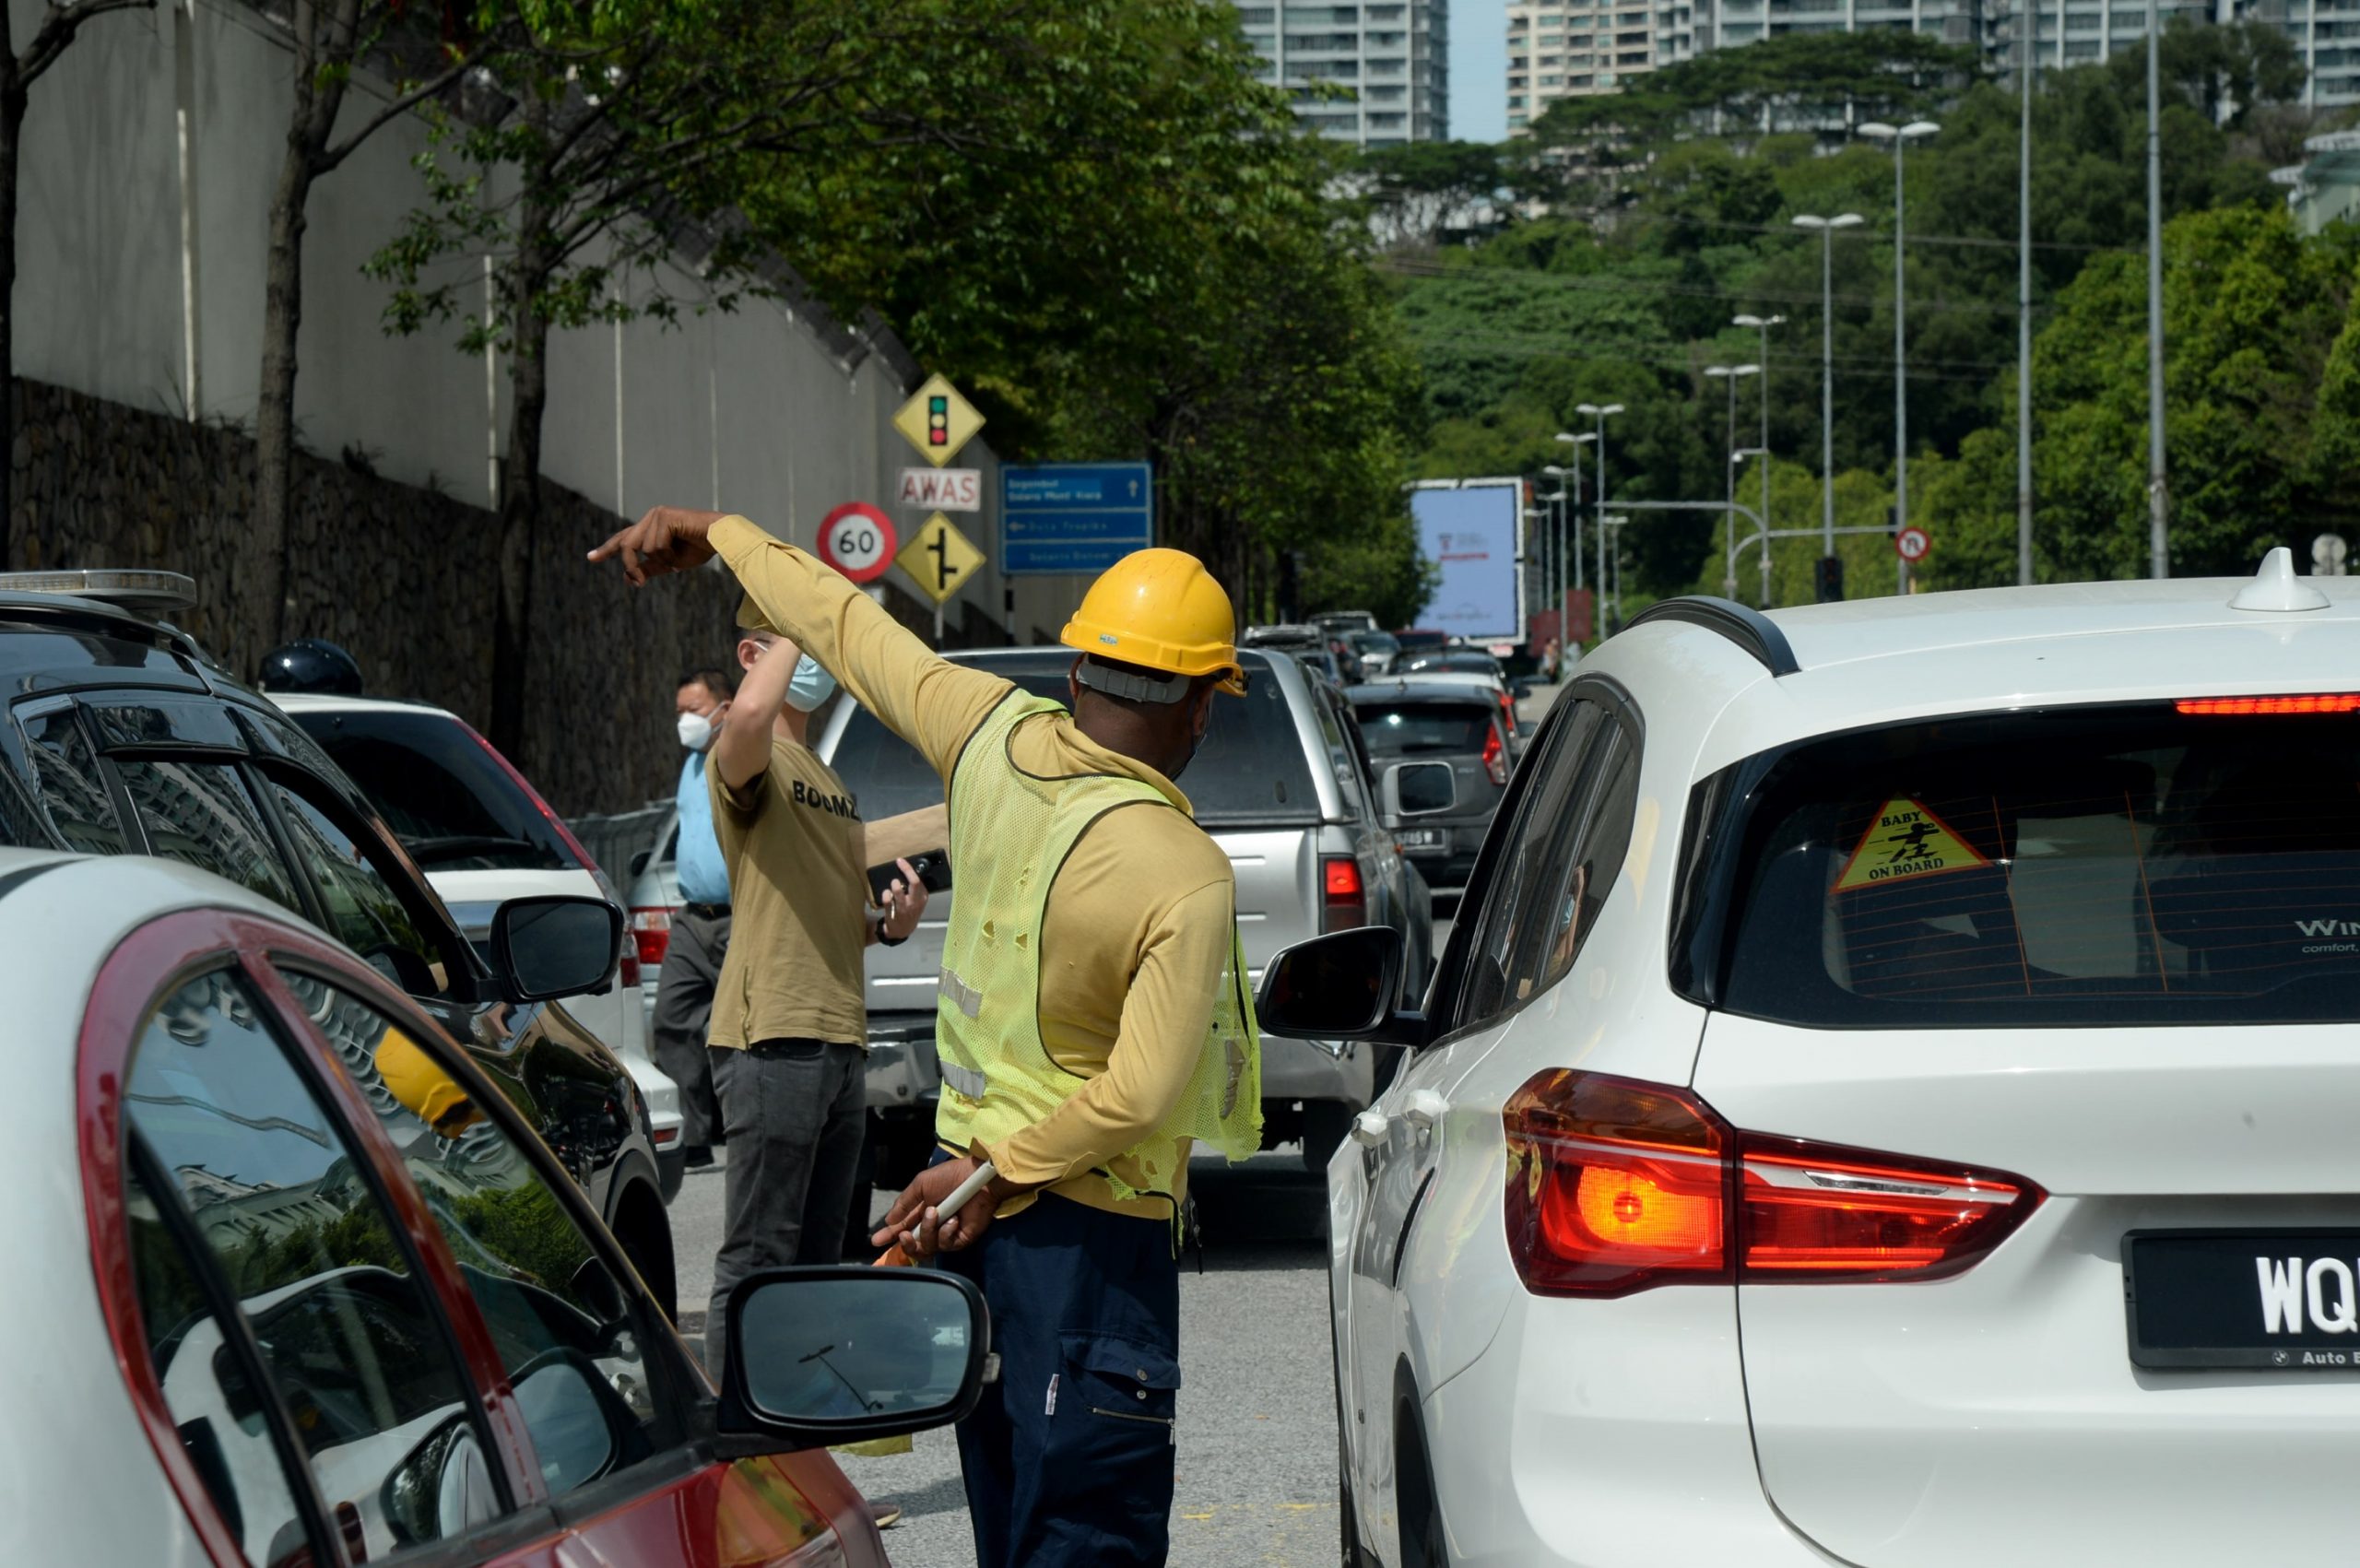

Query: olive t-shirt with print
[706,734,867,1049]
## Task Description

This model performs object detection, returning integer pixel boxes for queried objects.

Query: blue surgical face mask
[784,654,838,713]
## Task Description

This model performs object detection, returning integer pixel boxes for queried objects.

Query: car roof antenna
[2228,547,2331,613]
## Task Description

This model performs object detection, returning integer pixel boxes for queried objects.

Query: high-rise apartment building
[1236,2,1450,146]
[1509,0,2360,131]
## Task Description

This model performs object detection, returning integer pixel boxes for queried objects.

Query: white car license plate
[1398,829,1444,848]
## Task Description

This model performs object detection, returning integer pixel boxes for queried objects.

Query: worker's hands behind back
[873,1154,1000,1260]
[588,506,726,585]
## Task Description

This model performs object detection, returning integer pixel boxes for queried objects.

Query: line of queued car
[0,568,976,1568]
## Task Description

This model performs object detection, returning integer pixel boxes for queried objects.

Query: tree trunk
[0,88,22,569]
[257,131,318,663]
[490,235,550,763]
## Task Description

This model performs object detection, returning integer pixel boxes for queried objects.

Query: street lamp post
[1731,449,1771,605]
[1604,514,1630,617]
[1733,312,1784,584]
[1553,430,1596,643]
[1791,213,1863,601]
[1858,121,1938,597]
[1705,364,1760,599]
[1575,404,1623,630]
[1543,463,1576,639]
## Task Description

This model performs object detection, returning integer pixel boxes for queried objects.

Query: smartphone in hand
[868,849,952,903]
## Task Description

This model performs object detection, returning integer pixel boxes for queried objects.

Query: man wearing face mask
[701,607,927,1376]
[591,509,1259,1568]
[655,666,737,1171]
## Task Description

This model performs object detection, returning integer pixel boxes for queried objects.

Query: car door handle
[1400,1089,1448,1131]
[1349,1109,1390,1148]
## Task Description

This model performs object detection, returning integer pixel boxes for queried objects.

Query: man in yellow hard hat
[590,508,1260,1568]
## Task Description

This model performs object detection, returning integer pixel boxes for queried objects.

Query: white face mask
[677,711,716,752]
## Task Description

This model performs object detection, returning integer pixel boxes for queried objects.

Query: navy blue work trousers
[940,1185,1181,1568]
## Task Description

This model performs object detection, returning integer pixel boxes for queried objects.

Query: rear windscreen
[1713,706,2360,1027]
[1355,702,1494,758]
[825,653,1320,827]
[292,710,575,873]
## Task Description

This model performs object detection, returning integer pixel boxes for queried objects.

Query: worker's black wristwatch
[875,914,907,948]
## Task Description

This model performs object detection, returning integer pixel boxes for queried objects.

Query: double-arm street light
[1858,121,1939,595]
[1573,405,1623,629]
[1791,213,1862,600]
[1541,463,1578,635]
[1732,313,1784,567]
[1705,364,1760,600]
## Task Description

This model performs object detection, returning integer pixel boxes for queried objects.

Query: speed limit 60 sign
[819,501,897,584]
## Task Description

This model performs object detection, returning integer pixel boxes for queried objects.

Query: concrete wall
[7,0,1091,809]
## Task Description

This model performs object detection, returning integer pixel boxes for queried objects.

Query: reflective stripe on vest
[932,693,1261,1197]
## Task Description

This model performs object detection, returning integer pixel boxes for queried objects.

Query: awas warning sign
[1834,798,1992,893]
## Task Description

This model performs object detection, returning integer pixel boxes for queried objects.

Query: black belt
[680,902,729,920]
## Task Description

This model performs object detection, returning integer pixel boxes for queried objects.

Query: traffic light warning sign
[893,374,985,468]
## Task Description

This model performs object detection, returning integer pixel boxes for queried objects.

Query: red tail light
[1497,690,1518,735]
[2176,693,2360,714]
[1481,724,1508,786]
[630,906,674,970]
[1504,1070,2042,1297]
[618,951,640,988]
[1321,855,1366,932]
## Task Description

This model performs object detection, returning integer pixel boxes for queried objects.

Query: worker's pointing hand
[586,506,726,585]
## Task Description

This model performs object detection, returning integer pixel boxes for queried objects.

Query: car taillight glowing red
[1504,1069,2042,1297]
[1481,725,1507,786]
[1321,855,1366,933]
[630,906,674,969]
[2176,693,2360,714]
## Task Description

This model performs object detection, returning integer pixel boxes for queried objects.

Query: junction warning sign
[1834,798,1991,893]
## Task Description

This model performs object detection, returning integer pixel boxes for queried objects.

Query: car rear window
[1354,701,1495,757]
[826,653,1320,827]
[291,709,576,873]
[1709,704,2360,1027]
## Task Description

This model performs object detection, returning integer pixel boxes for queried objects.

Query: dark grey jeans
[650,906,728,1149]
[705,1038,866,1372]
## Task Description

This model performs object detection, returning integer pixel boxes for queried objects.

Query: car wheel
[1397,1406,1446,1568]
[1304,1100,1352,1173]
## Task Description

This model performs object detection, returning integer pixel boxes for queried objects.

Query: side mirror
[511,1350,624,1491]
[491,895,622,1003]
[380,1413,498,1548]
[1256,926,1404,1040]
[628,848,652,879]
[1381,760,1457,818]
[716,1267,990,1455]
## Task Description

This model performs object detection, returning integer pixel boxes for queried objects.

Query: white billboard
[1410,478,1523,641]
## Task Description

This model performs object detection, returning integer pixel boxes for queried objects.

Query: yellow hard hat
[1058,548,1245,697]
[376,1027,480,1137]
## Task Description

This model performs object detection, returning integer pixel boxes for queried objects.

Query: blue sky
[1453,0,1506,141]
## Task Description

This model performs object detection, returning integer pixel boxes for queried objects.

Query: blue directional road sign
[999,462,1155,575]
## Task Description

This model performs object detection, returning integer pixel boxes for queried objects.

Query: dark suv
[0,572,676,1315]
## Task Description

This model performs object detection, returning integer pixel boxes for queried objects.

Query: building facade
[1509,0,2358,131]
[1237,2,1450,145]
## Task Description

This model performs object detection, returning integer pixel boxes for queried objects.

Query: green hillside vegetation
[1372,21,2345,628]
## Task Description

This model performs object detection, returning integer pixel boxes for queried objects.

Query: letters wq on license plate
[2125,1231,2360,1371]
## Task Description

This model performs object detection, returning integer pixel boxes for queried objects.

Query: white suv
[1260,554,2360,1567]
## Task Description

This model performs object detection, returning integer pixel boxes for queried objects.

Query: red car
[40,847,982,1567]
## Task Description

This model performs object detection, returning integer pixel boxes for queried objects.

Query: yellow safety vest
[933,693,1261,1202]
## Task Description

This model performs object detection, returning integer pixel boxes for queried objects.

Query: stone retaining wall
[11,377,1009,818]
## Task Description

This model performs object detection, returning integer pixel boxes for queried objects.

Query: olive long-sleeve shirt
[711,515,1236,1221]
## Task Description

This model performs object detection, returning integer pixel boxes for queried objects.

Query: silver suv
[818,647,1436,1178]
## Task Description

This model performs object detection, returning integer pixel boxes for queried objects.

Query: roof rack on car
[1622,595,1799,678]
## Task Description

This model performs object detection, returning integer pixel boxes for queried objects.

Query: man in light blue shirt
[654,666,738,1167]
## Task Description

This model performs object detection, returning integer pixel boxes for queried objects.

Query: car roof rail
[1622,595,1800,678]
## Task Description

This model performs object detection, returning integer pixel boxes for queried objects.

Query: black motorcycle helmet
[257,639,363,696]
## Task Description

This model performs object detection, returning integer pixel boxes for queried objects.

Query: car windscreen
[291,709,575,873]
[1352,701,1494,757]
[825,653,1321,827]
[1351,632,1398,654]
[1708,703,2360,1028]
[1402,652,1500,677]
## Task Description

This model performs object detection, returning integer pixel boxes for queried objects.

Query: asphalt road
[668,1148,1340,1568]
